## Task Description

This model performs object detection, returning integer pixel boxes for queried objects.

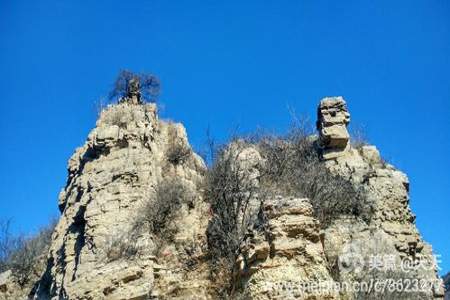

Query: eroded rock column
[316,97,351,160]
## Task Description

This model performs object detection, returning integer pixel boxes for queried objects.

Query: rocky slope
[0,96,444,299]
[444,272,450,300]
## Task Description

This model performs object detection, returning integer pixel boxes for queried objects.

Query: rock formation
[228,97,444,299]
[444,272,450,300]
[234,197,338,299]
[0,94,444,299]
[318,97,444,299]
[323,145,444,298]
[32,102,212,299]
[0,271,12,296]
[316,97,351,160]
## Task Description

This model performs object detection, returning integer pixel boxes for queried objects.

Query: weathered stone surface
[317,97,351,159]
[0,97,442,300]
[234,197,338,299]
[444,272,450,300]
[323,146,444,299]
[0,271,11,294]
[31,103,211,300]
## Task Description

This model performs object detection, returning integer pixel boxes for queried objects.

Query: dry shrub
[145,177,195,239]
[101,104,143,128]
[104,109,128,128]
[166,143,192,165]
[0,220,14,272]
[0,219,56,286]
[350,124,369,149]
[256,123,373,227]
[205,142,261,268]
[205,120,374,280]
[205,140,267,296]
[104,231,140,262]
[165,123,193,165]
[103,177,195,261]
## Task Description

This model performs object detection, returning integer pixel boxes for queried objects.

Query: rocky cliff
[0,96,444,299]
[444,273,450,300]
[34,102,211,299]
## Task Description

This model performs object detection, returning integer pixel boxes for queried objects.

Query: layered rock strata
[0,95,443,300]
[32,102,211,300]
[234,197,337,299]
[316,97,351,160]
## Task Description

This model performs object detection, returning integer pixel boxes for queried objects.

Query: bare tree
[109,70,160,103]
[205,142,261,269]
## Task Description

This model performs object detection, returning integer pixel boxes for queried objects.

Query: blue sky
[0,0,449,274]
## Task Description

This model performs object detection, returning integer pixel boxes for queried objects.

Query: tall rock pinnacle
[317,96,351,159]
[32,102,210,299]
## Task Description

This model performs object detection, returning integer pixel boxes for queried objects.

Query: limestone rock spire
[316,96,351,159]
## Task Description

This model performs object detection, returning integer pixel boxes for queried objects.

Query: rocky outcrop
[231,144,443,299]
[0,271,12,299]
[315,96,443,298]
[231,97,443,299]
[317,97,351,160]
[322,122,444,298]
[1,94,441,300]
[32,102,212,300]
[234,197,337,299]
[444,272,450,300]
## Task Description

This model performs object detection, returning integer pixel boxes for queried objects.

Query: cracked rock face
[32,103,210,300]
[235,197,338,299]
[1,97,443,300]
[232,144,444,299]
[323,145,444,299]
[317,97,351,160]
[444,273,450,300]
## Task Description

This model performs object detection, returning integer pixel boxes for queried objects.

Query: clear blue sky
[0,0,449,274]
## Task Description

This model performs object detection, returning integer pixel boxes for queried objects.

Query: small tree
[205,142,261,271]
[109,70,160,103]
